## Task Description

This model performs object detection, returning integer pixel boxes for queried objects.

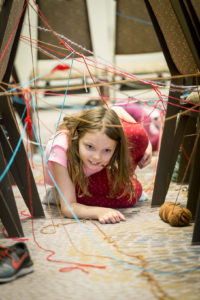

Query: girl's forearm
[60,197,126,224]
[61,202,103,220]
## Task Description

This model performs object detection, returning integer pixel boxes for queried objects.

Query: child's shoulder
[55,129,69,144]
[47,129,69,149]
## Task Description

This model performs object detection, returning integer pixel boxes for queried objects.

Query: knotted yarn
[159,202,192,226]
[24,116,32,132]
[24,89,33,137]
[51,64,70,73]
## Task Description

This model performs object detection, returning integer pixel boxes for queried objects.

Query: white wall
[86,0,116,62]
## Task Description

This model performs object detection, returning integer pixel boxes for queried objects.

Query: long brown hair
[59,106,133,197]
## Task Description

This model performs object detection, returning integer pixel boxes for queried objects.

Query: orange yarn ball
[159,202,192,226]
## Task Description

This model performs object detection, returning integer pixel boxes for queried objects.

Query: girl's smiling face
[78,130,117,170]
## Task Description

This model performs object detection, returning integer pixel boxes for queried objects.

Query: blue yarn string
[116,11,152,25]
[0,123,27,182]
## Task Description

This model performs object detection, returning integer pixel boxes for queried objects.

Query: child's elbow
[60,202,76,218]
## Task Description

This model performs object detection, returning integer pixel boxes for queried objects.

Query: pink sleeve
[45,131,68,168]
[48,145,67,167]
[44,131,68,186]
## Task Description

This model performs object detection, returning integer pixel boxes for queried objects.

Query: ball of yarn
[159,202,192,226]
[186,92,200,105]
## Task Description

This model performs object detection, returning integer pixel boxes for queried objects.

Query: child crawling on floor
[43,106,152,224]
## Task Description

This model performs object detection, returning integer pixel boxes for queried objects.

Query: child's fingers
[99,217,106,224]
[118,212,126,221]
[99,211,126,224]
[99,216,110,224]
[108,212,122,223]
[110,215,119,223]
[113,215,121,223]
[103,214,114,224]
[99,215,113,224]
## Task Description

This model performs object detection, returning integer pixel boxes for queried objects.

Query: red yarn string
[180,146,189,161]
[45,249,106,273]
[20,210,32,220]
[2,227,29,242]
[51,64,70,73]
[24,89,33,136]
[60,40,74,53]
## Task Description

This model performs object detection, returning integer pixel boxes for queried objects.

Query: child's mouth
[88,160,100,166]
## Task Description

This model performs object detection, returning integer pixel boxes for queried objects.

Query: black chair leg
[177,117,197,183]
[1,97,44,218]
[187,131,200,219]
[151,85,185,206]
[192,189,200,245]
[0,143,24,237]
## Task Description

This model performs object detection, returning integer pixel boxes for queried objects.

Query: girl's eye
[86,144,93,150]
[104,149,111,153]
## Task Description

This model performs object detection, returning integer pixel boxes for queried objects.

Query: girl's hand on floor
[138,141,152,169]
[98,208,126,224]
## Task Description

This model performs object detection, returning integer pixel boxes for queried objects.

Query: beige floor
[1,110,200,300]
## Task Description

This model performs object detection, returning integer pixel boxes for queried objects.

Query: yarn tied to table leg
[159,202,192,226]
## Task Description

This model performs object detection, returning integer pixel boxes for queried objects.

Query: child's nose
[93,151,101,161]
